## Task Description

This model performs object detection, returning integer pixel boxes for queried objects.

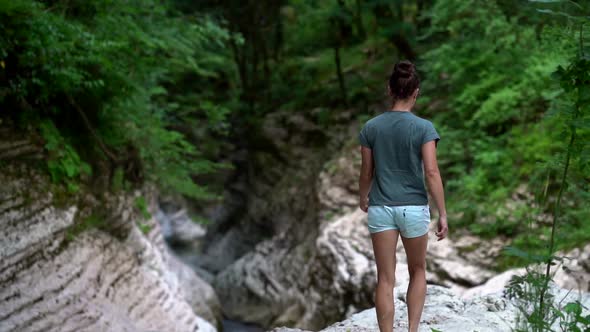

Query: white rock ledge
[270,282,590,332]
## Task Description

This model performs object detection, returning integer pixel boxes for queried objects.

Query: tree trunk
[372,3,417,61]
[334,45,348,107]
[354,0,366,39]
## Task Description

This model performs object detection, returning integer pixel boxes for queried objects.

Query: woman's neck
[391,99,414,112]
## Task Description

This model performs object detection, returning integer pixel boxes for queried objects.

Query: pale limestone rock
[167,252,223,327]
[213,238,309,328]
[272,284,590,332]
[156,206,206,246]
[317,145,498,290]
[461,268,527,299]
[460,244,590,300]
[272,285,518,332]
[0,165,218,332]
[553,243,590,291]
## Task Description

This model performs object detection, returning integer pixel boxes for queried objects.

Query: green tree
[420,0,589,262]
[0,0,235,199]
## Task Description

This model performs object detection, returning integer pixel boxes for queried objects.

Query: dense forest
[1,0,590,330]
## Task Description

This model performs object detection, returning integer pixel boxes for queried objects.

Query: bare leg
[370,229,400,332]
[401,233,428,332]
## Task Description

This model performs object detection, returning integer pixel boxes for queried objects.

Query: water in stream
[222,319,265,332]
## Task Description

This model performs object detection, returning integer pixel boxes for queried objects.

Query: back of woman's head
[389,60,420,100]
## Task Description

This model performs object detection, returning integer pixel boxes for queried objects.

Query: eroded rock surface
[460,243,590,299]
[0,162,219,332]
[318,285,518,332]
[157,202,206,247]
[553,243,590,291]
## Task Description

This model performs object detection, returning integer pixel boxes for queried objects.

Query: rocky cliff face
[0,128,221,332]
[203,110,363,330]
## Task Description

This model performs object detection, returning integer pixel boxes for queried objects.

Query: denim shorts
[367,205,431,238]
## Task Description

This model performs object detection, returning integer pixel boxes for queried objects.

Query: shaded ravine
[156,199,265,332]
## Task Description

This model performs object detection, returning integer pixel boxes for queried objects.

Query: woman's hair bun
[393,61,415,79]
[388,60,420,100]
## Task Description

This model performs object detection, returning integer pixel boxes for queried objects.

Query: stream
[221,319,265,332]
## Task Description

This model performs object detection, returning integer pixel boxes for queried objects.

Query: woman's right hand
[435,215,448,241]
[359,196,369,213]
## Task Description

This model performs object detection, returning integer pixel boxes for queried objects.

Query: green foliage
[188,212,211,226]
[501,3,590,331]
[65,213,105,242]
[136,221,152,235]
[134,196,153,234]
[560,301,590,331]
[421,0,590,261]
[264,0,425,115]
[506,265,590,331]
[111,167,127,192]
[39,119,91,192]
[134,196,152,220]
[171,0,590,262]
[506,268,557,331]
[0,0,235,200]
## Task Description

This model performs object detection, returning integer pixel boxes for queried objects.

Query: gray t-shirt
[358,111,440,206]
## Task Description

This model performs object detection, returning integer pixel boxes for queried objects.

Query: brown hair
[388,60,420,101]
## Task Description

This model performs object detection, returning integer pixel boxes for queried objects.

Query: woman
[358,60,448,332]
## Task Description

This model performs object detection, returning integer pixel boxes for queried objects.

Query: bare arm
[359,146,374,212]
[422,140,448,240]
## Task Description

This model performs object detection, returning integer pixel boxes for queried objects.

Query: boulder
[460,243,590,299]
[553,243,590,291]
[461,268,527,299]
[213,235,317,328]
[156,204,206,247]
[166,251,223,327]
